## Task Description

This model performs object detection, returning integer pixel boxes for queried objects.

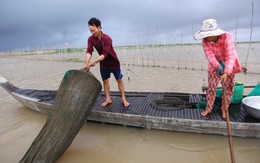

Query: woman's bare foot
[201,110,212,116]
[101,100,112,108]
[222,111,227,120]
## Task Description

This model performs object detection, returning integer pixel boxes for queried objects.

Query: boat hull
[1,77,260,138]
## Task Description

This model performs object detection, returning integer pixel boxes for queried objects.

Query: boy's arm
[90,55,105,67]
[83,53,92,70]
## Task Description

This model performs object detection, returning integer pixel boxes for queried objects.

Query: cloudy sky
[0,0,259,51]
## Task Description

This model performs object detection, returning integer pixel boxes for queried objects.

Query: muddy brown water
[0,58,259,163]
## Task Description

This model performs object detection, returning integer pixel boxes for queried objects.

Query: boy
[82,17,130,108]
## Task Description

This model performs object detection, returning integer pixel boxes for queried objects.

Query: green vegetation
[63,58,83,62]
[236,41,260,44]
[56,48,85,53]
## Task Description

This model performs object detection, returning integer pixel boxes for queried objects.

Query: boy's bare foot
[201,110,211,116]
[101,100,112,108]
[123,100,130,108]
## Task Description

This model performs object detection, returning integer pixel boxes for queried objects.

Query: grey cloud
[0,0,259,51]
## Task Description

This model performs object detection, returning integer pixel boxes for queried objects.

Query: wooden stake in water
[245,2,254,69]
[235,17,238,46]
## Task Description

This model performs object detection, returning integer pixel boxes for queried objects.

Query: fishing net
[247,84,260,96]
[216,82,244,104]
[196,82,244,110]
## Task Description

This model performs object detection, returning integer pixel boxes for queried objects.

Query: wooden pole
[234,17,238,46]
[20,70,102,163]
[221,80,236,163]
[245,2,254,69]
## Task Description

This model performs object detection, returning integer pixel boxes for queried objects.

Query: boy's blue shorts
[100,68,123,81]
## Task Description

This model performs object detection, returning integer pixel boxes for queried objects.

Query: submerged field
[0,43,259,74]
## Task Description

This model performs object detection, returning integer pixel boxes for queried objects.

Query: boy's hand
[81,62,90,71]
[90,60,98,67]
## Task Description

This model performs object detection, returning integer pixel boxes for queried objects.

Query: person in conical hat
[193,19,242,119]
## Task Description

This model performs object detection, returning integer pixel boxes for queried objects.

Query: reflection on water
[0,58,260,163]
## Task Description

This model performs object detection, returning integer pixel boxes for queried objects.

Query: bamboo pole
[235,17,238,46]
[244,2,254,69]
[221,80,236,163]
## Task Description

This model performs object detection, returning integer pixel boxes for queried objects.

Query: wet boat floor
[15,89,259,123]
[94,92,259,123]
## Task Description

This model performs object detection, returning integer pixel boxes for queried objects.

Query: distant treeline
[3,41,259,54]
[56,48,85,53]
[59,41,260,51]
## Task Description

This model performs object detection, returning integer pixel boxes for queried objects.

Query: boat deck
[93,92,259,123]
[16,88,259,123]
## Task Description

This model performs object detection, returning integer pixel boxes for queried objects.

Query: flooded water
[0,57,260,163]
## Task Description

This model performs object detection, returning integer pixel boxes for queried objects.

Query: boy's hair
[88,17,101,28]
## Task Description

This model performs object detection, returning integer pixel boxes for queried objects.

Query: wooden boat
[0,77,259,138]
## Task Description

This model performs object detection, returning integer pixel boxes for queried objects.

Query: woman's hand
[220,73,227,82]
[217,65,224,77]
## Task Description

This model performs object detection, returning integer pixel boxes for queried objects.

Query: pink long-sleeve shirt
[202,32,242,75]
